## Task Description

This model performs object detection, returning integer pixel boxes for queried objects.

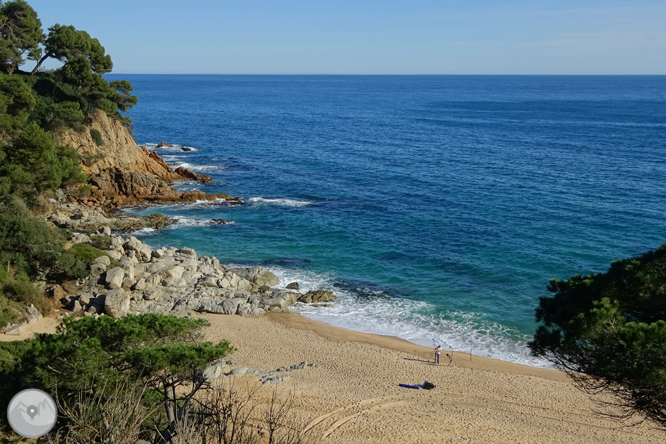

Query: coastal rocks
[174,166,213,183]
[104,288,130,318]
[105,267,125,289]
[228,266,280,288]
[203,360,315,385]
[45,201,176,233]
[156,142,173,148]
[298,290,337,303]
[286,282,300,290]
[57,225,338,320]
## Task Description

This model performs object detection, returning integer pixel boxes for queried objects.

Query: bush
[2,272,40,306]
[0,197,67,277]
[90,128,104,146]
[71,184,92,199]
[0,294,25,328]
[89,235,111,250]
[57,243,108,280]
[0,263,6,284]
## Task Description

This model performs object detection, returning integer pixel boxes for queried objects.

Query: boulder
[71,233,90,244]
[177,247,197,257]
[218,272,254,291]
[299,290,337,304]
[104,288,130,318]
[79,293,94,307]
[26,305,42,323]
[286,282,300,290]
[5,324,26,335]
[162,265,184,280]
[72,300,83,314]
[105,250,123,261]
[133,278,147,291]
[228,266,279,288]
[105,267,125,289]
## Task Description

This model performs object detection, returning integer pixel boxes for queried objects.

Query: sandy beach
[200,311,665,444]
[3,311,664,443]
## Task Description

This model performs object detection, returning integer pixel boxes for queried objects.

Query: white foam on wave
[175,162,226,173]
[130,227,157,236]
[265,265,552,368]
[171,216,234,227]
[162,155,187,162]
[142,142,198,152]
[248,197,311,207]
[155,198,238,211]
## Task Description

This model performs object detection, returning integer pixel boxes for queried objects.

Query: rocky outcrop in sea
[56,111,240,209]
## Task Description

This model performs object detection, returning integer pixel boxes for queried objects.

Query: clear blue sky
[25,0,666,74]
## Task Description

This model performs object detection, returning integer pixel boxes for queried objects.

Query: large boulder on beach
[228,266,279,288]
[104,288,130,318]
[105,267,125,289]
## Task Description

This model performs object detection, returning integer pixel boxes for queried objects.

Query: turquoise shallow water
[112,75,666,366]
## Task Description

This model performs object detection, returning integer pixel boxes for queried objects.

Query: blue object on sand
[399,381,435,390]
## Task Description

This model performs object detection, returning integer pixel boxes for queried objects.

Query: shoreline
[265,311,567,382]
[198,310,663,443]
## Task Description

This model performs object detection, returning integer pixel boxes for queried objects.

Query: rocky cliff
[57,111,240,208]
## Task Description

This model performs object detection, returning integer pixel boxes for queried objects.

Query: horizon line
[107,73,666,76]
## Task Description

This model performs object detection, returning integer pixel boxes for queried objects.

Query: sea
[108,75,666,368]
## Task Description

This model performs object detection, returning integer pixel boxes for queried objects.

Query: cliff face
[56,112,239,209]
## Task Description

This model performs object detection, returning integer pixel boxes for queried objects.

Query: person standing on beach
[447,353,454,367]
[434,345,442,364]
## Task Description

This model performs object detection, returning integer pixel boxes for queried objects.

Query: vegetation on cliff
[0,0,137,325]
[531,244,666,428]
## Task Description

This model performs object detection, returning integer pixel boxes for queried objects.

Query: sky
[24,0,666,75]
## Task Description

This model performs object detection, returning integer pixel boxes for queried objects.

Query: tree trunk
[30,54,49,75]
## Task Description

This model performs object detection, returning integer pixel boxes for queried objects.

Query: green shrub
[2,272,39,306]
[0,197,67,277]
[90,128,104,146]
[89,235,111,250]
[71,184,92,198]
[0,264,6,285]
[0,294,25,328]
[57,243,109,279]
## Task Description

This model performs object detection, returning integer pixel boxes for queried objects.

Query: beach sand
[200,311,665,444]
[3,311,664,443]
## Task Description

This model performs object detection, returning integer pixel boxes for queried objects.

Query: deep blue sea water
[109,75,666,367]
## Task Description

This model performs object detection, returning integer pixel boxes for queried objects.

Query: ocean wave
[172,216,234,227]
[175,162,227,173]
[129,227,157,236]
[248,197,312,207]
[263,265,552,368]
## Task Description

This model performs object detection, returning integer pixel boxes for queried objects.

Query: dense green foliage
[56,242,113,279]
[0,0,139,324]
[0,196,66,275]
[530,244,666,427]
[0,314,233,440]
[90,127,103,145]
[0,0,43,75]
[0,0,137,200]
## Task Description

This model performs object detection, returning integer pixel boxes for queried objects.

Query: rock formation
[55,227,336,320]
[56,111,240,209]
